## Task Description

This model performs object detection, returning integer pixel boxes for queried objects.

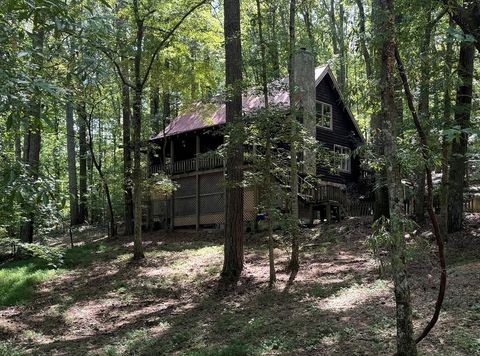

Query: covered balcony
[149,128,224,176]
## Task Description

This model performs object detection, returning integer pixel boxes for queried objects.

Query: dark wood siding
[315,76,362,185]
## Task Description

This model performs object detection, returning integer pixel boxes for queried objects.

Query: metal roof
[152,66,364,141]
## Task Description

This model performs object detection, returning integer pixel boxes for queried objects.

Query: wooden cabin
[148,49,366,230]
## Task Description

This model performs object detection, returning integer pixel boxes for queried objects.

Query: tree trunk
[77,101,89,223]
[20,12,44,243]
[287,0,299,273]
[447,41,474,233]
[132,2,145,259]
[338,1,346,90]
[256,0,276,287]
[151,86,160,135]
[440,20,454,240]
[414,9,434,225]
[370,0,390,220]
[375,0,416,353]
[85,116,116,238]
[302,4,315,52]
[15,136,21,162]
[329,0,346,89]
[122,83,134,236]
[221,0,244,286]
[441,0,480,53]
[267,3,280,79]
[355,0,372,79]
[66,86,79,226]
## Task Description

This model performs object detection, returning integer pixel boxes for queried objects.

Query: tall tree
[413,7,447,225]
[84,113,116,238]
[328,0,346,89]
[287,0,300,274]
[256,0,276,287]
[77,101,89,223]
[99,0,208,258]
[371,0,390,220]
[220,0,245,286]
[447,40,475,233]
[115,0,134,236]
[20,10,45,243]
[439,19,454,240]
[130,0,146,259]
[66,80,79,226]
[375,0,417,353]
[122,80,133,235]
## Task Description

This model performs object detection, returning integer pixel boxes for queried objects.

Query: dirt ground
[0,215,479,355]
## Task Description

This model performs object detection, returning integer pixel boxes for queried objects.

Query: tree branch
[394,45,447,345]
[440,0,480,52]
[141,0,209,87]
[98,45,135,89]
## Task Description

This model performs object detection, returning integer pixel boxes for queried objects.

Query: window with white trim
[334,145,351,173]
[316,101,333,129]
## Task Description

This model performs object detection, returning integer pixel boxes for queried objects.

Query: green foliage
[0,342,25,356]
[368,216,416,275]
[147,171,177,199]
[0,258,59,306]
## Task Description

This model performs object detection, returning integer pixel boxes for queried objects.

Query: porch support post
[196,134,200,231]
[170,139,175,230]
[326,202,331,224]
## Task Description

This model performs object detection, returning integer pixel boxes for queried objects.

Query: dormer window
[316,101,333,130]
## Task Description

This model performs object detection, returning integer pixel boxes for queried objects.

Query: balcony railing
[151,156,224,175]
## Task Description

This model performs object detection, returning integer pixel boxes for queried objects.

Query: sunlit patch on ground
[0,216,479,355]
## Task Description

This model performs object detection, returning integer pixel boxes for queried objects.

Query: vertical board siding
[316,76,362,185]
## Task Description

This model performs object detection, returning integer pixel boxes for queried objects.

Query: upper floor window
[316,101,333,130]
[334,145,351,173]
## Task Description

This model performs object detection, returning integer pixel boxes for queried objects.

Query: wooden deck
[151,156,224,176]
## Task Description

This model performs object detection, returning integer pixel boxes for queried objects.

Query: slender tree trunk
[355,0,372,79]
[329,0,346,89]
[440,20,454,241]
[66,84,79,226]
[329,0,339,56]
[151,85,160,135]
[85,116,116,238]
[161,90,171,167]
[132,1,145,259]
[370,0,390,220]
[338,1,346,90]
[395,45,447,347]
[15,136,21,162]
[267,3,280,79]
[20,12,44,243]
[287,0,300,273]
[256,0,276,287]
[414,9,433,225]
[221,0,244,286]
[447,41,474,233]
[302,4,315,52]
[122,83,134,235]
[77,102,89,223]
[376,0,416,353]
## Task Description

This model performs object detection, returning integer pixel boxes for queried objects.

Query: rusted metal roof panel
[153,66,329,139]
